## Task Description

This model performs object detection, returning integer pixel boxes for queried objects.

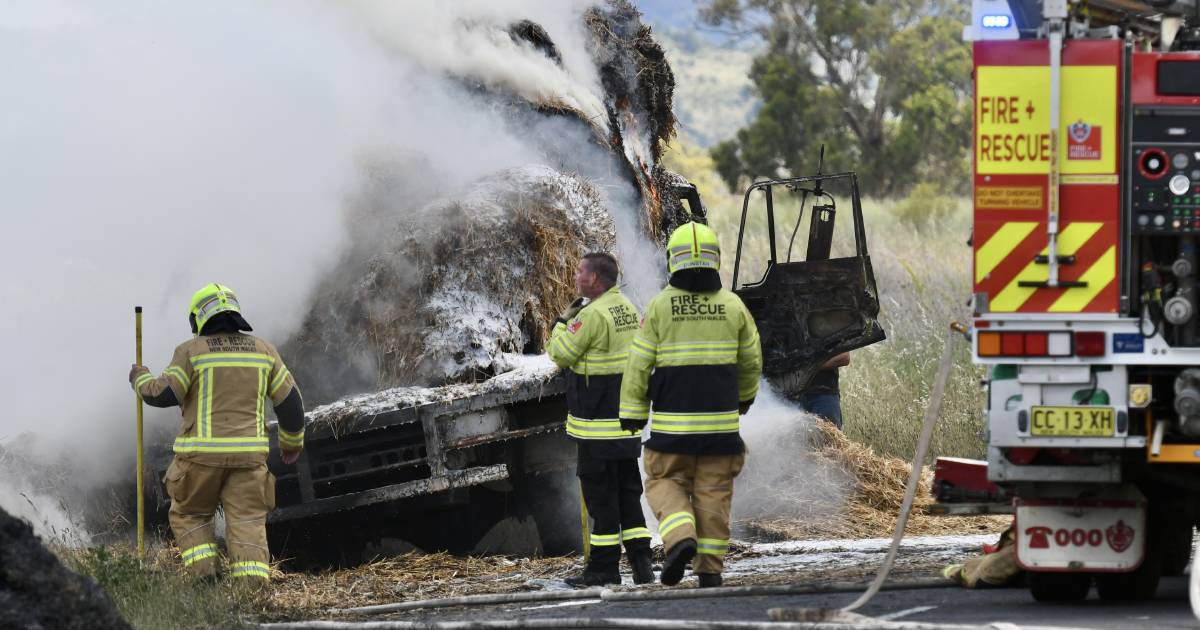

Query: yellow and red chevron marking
[974,219,1118,313]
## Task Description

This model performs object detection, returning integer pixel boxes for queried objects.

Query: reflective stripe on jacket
[134,333,299,465]
[547,286,642,460]
[620,286,762,455]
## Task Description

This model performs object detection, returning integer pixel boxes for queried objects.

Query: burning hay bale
[737,418,1008,541]
[286,167,612,404]
[585,0,682,240]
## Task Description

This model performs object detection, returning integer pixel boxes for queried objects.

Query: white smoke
[0,0,662,530]
[732,387,852,531]
[349,0,610,128]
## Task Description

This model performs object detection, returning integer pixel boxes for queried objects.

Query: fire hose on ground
[261,325,969,630]
[259,619,1006,630]
[1191,538,1200,622]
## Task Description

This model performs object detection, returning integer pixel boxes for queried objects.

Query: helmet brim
[227,311,253,332]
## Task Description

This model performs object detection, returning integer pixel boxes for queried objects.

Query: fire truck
[966,0,1200,601]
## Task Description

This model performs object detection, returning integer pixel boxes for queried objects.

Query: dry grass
[63,542,578,623]
[530,215,588,346]
[260,552,576,618]
[59,543,255,629]
[738,420,1007,541]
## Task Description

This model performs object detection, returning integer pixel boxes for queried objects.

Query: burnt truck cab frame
[731,172,886,392]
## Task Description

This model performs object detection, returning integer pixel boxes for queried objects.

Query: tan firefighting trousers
[943,525,1021,588]
[164,457,276,580]
[643,448,746,575]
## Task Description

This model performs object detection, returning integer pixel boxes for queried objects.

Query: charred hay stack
[587,0,681,241]
[287,2,689,404]
[287,168,611,403]
[0,506,129,629]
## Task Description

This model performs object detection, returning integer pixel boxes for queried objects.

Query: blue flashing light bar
[981,14,1012,29]
[966,0,1019,41]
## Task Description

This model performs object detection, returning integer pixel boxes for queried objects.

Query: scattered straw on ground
[260,552,576,618]
[737,420,1008,541]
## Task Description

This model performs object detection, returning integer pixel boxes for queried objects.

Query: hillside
[635,0,761,148]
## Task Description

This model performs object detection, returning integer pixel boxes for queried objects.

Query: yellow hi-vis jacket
[133,333,301,466]
[547,286,642,460]
[620,286,762,455]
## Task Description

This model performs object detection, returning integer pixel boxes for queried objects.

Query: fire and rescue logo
[1067,120,1102,160]
[1106,520,1135,553]
[568,319,583,334]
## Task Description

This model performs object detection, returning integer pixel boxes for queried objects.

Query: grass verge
[62,544,257,629]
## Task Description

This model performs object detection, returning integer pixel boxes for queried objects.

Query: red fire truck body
[968,0,1200,601]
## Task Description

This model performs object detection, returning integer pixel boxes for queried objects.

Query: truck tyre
[1096,500,1166,601]
[1095,544,1162,601]
[1161,522,1194,577]
[1027,571,1090,602]
[1095,567,1160,601]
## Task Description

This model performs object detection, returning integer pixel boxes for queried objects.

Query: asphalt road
[390,578,1197,629]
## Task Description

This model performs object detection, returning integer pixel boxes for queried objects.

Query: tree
[702,0,972,197]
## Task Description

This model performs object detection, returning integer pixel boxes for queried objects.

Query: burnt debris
[0,506,130,630]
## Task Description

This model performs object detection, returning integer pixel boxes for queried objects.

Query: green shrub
[890,182,961,227]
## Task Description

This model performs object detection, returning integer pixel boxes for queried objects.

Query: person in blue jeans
[796,353,850,429]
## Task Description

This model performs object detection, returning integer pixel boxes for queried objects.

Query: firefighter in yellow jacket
[548,252,655,587]
[620,222,762,588]
[129,283,305,582]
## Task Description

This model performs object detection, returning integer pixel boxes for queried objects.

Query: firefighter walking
[130,283,306,582]
[548,252,655,586]
[620,223,762,587]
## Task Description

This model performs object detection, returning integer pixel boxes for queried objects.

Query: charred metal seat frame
[731,172,886,391]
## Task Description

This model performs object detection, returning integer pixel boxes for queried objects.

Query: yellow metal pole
[578,480,590,564]
[135,306,145,559]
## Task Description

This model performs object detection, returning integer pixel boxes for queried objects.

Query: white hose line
[330,578,953,616]
[599,578,951,603]
[841,328,959,613]
[260,618,990,630]
[336,590,605,616]
[1191,534,1200,621]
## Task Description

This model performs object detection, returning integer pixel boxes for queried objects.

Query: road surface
[389,577,1195,628]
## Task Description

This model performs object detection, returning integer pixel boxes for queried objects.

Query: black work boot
[659,539,697,586]
[630,550,655,585]
[697,573,722,588]
[564,569,621,587]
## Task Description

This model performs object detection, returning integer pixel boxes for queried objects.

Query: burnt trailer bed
[146,357,579,561]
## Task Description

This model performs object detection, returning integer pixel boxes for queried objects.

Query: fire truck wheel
[1095,559,1162,601]
[1027,571,1091,602]
[1095,508,1165,601]
[1160,521,1194,577]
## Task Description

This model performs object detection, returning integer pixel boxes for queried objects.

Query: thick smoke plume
[0,0,674,539]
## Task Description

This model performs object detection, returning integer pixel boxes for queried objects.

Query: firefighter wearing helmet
[129,283,305,582]
[547,252,654,587]
[620,222,762,587]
